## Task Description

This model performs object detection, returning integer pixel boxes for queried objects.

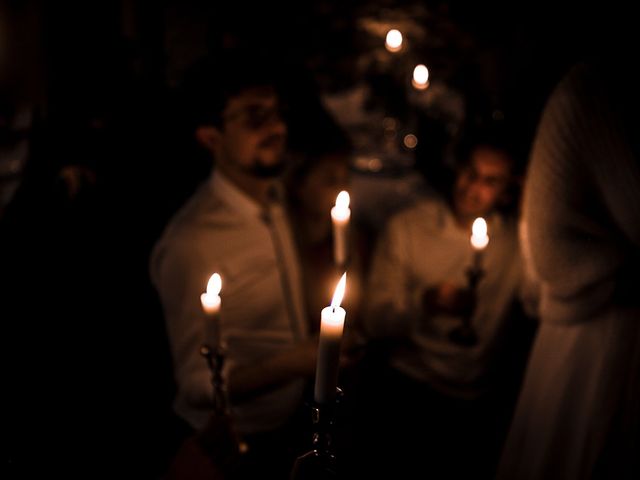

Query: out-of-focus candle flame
[385,29,403,52]
[336,190,350,210]
[206,273,222,296]
[470,217,489,250]
[332,191,351,221]
[331,273,347,309]
[403,134,418,149]
[412,64,429,90]
[201,273,222,312]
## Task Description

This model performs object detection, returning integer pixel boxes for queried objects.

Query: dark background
[4,1,632,157]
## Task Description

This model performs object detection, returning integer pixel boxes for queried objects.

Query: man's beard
[244,134,287,178]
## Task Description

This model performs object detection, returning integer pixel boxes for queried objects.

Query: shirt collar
[209,170,283,219]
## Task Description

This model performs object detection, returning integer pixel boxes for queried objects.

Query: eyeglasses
[223,103,287,130]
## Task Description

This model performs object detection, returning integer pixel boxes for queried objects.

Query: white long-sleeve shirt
[150,171,308,434]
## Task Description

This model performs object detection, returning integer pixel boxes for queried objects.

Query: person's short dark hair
[180,47,285,131]
[453,121,520,174]
[449,120,525,216]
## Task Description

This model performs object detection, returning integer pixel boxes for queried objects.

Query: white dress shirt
[150,171,308,434]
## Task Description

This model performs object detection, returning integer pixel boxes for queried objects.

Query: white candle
[331,190,351,267]
[314,273,347,404]
[200,273,222,346]
[470,217,489,270]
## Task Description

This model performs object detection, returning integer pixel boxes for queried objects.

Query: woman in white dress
[497,59,640,479]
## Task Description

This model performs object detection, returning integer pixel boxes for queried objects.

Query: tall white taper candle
[314,273,347,404]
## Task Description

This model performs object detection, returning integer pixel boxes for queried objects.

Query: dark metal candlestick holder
[290,388,344,480]
[194,343,247,476]
[449,255,483,347]
[200,343,228,415]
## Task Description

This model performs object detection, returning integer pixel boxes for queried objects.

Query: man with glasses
[150,48,317,477]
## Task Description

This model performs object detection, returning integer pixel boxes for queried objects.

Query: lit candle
[470,217,489,271]
[412,64,430,90]
[385,28,403,52]
[314,273,347,404]
[200,273,222,347]
[331,190,351,267]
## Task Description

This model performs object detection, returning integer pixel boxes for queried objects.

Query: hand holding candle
[200,273,222,347]
[314,272,347,404]
[449,219,487,346]
[331,191,351,268]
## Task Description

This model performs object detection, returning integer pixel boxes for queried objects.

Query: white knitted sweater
[523,62,640,324]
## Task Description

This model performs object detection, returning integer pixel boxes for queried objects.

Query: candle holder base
[290,449,338,480]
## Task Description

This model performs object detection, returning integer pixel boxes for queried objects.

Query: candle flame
[206,273,222,296]
[411,64,430,90]
[413,64,429,85]
[331,272,347,308]
[471,217,489,250]
[472,217,487,237]
[385,29,403,52]
[336,190,350,210]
